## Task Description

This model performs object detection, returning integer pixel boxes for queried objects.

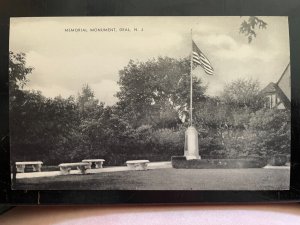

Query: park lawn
[14,168,290,190]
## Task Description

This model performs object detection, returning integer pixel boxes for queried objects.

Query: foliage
[10,91,81,163]
[77,84,99,116]
[150,128,185,156]
[9,51,34,93]
[194,98,229,129]
[9,52,290,166]
[240,16,267,43]
[221,78,265,111]
[116,57,206,128]
[247,108,290,157]
[269,154,288,166]
[220,108,290,159]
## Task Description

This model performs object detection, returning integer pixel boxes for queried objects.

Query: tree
[194,97,228,129]
[9,52,83,164]
[77,84,99,116]
[116,57,206,128]
[9,51,34,92]
[9,51,34,111]
[247,108,290,157]
[240,16,267,43]
[75,84,106,158]
[220,108,290,159]
[10,90,81,164]
[221,78,265,111]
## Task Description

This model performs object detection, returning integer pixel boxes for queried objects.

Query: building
[261,63,291,110]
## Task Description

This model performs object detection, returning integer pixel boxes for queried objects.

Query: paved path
[264,165,290,169]
[14,161,288,179]
[15,161,172,179]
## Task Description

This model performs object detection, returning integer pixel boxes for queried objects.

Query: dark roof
[260,63,291,110]
[276,63,290,85]
[261,82,277,94]
[276,85,291,109]
[261,82,290,110]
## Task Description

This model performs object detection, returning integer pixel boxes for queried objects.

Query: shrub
[151,128,184,148]
[171,156,186,160]
[269,154,288,166]
[219,108,290,159]
[247,108,291,157]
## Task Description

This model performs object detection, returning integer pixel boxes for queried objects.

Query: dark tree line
[9,52,290,166]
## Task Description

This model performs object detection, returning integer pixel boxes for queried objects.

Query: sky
[9,17,290,106]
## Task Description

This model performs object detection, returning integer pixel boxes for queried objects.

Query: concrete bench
[15,161,43,173]
[58,162,90,175]
[82,159,105,169]
[126,160,150,170]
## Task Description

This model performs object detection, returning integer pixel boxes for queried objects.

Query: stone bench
[126,160,150,170]
[58,162,90,175]
[15,161,43,173]
[82,159,105,169]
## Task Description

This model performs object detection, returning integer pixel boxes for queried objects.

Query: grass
[13,168,290,190]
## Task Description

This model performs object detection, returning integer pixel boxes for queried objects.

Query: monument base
[171,156,267,169]
[186,155,201,160]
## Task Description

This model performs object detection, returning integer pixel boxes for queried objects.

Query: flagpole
[183,28,200,160]
[190,29,193,126]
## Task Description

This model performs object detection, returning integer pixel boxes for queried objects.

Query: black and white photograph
[9,16,291,190]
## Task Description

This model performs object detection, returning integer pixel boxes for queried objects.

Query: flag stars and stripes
[192,40,214,75]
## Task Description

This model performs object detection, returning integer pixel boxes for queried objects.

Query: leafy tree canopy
[240,16,267,43]
[9,51,34,93]
[221,78,265,111]
[77,84,101,117]
[116,57,207,128]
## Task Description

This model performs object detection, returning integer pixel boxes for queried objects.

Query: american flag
[192,40,214,75]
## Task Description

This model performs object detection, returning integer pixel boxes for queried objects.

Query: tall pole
[184,28,200,160]
[190,29,193,126]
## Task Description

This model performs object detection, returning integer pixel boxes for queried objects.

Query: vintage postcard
[9,17,291,190]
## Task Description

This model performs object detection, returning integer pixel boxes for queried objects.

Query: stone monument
[184,126,200,160]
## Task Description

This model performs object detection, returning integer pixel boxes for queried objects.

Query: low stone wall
[171,156,267,169]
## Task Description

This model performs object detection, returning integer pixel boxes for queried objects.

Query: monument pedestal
[184,126,200,160]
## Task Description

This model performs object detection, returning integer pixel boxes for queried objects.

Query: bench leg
[127,164,135,170]
[37,164,42,172]
[133,163,148,170]
[77,166,87,174]
[86,162,92,169]
[95,162,103,169]
[135,163,144,170]
[16,165,25,173]
[144,163,149,170]
[139,163,148,170]
[32,164,42,172]
[60,167,70,175]
[127,163,148,171]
